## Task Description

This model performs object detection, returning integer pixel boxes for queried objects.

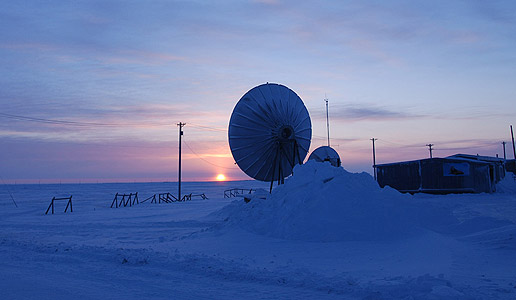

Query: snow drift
[496,172,516,194]
[2,174,516,298]
[217,160,422,241]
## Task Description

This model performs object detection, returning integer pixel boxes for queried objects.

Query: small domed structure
[308,146,341,167]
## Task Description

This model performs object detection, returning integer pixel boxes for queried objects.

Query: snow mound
[496,173,516,193]
[218,161,421,242]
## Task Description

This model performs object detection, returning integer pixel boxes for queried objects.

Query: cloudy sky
[1,0,515,183]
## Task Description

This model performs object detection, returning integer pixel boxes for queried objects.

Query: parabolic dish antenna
[308,146,341,167]
[228,83,312,184]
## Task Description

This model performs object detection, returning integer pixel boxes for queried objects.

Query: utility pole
[502,141,507,160]
[177,122,185,201]
[511,125,516,159]
[325,96,330,147]
[371,138,377,181]
[426,144,434,158]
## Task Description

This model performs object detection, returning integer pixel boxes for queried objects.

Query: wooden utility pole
[502,141,507,160]
[371,138,377,181]
[325,96,330,147]
[177,122,185,201]
[511,125,516,159]
[426,144,434,158]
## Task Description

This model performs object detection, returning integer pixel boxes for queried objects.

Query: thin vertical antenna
[511,125,516,159]
[502,141,507,160]
[325,95,330,147]
[426,144,434,158]
[177,122,186,201]
[371,138,377,181]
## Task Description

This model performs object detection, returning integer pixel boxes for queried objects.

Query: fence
[190,193,208,200]
[140,192,208,204]
[45,196,73,214]
[111,193,139,208]
[224,188,255,198]
[158,192,178,203]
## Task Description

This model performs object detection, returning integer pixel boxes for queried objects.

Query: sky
[1,0,516,183]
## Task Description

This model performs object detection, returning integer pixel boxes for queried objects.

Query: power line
[177,122,185,202]
[2,137,177,149]
[370,138,377,181]
[0,112,170,127]
[378,139,426,148]
[182,138,238,170]
[0,112,231,135]
[188,123,226,132]
[426,144,434,158]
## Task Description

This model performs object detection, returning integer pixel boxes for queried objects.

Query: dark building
[448,154,506,183]
[376,154,505,194]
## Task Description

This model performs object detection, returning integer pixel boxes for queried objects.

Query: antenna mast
[177,122,185,201]
[325,96,330,147]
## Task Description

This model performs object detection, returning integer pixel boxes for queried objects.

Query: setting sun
[216,174,226,181]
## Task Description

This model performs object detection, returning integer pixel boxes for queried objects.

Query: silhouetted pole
[511,125,516,159]
[177,122,185,201]
[426,144,434,158]
[371,138,377,180]
[502,141,507,160]
[325,97,330,147]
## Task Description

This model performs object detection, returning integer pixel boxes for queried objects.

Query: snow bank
[217,161,421,242]
[496,173,516,193]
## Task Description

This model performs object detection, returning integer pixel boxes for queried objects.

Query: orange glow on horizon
[216,174,226,181]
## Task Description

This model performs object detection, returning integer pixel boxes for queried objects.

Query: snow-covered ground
[1,162,516,299]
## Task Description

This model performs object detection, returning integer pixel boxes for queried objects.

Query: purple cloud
[311,104,420,122]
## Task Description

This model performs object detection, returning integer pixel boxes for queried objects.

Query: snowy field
[1,161,516,300]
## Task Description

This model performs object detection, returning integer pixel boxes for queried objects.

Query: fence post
[45,197,55,215]
[111,193,118,208]
[64,196,73,213]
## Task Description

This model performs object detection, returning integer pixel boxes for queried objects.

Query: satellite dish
[308,146,341,167]
[228,83,312,185]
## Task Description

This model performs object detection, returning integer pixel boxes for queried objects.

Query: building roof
[376,155,495,167]
[448,154,504,163]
